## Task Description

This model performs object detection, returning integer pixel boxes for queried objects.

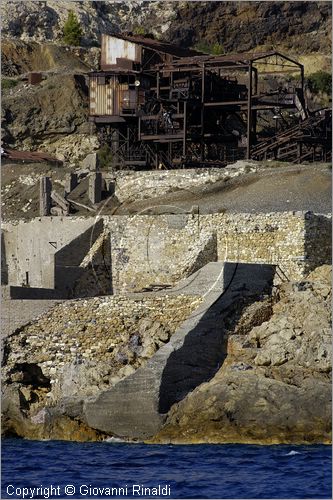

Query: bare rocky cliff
[167,1,332,55]
[1,1,180,46]
[1,1,331,57]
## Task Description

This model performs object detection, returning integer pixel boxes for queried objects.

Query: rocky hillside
[168,2,331,55]
[2,38,100,77]
[2,1,331,58]
[1,1,178,46]
[1,1,331,161]
[152,265,332,444]
[1,73,98,164]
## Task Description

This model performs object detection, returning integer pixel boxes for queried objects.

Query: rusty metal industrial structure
[88,33,331,168]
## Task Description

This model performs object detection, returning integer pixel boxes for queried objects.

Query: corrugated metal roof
[108,33,202,58]
[89,69,139,76]
[159,51,303,68]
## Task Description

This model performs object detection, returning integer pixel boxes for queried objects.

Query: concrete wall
[2,217,102,290]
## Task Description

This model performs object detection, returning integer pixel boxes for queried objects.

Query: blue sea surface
[1,439,331,499]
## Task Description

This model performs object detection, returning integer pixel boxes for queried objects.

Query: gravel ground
[2,162,331,220]
[117,164,332,215]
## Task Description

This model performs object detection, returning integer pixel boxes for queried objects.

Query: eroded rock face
[1,384,106,441]
[151,265,332,444]
[2,73,98,164]
[1,1,331,56]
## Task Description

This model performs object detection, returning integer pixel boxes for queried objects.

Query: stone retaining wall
[106,211,331,291]
[2,211,331,297]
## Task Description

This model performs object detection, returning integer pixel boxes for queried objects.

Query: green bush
[2,78,18,90]
[97,145,113,169]
[307,71,332,95]
[194,41,224,55]
[62,10,83,46]
[133,26,147,36]
[210,43,224,56]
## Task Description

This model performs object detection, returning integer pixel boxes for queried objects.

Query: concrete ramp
[84,262,275,439]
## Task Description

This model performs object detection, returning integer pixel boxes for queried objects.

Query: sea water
[1,439,331,499]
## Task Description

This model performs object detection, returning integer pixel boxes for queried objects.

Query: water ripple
[1,439,331,499]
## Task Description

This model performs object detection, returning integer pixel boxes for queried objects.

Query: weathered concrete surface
[84,262,275,439]
[1,217,109,298]
[2,217,99,289]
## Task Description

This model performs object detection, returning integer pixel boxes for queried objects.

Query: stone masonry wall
[106,211,331,291]
[2,211,331,296]
[200,212,310,281]
[107,214,217,293]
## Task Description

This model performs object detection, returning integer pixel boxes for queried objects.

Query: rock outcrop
[1,1,179,46]
[1,1,331,58]
[2,73,98,164]
[151,265,332,444]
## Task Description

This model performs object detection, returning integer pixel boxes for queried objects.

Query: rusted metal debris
[28,72,43,85]
[88,34,332,169]
[251,109,332,162]
[2,148,62,165]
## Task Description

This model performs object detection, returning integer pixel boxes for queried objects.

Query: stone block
[82,152,99,172]
[64,173,78,197]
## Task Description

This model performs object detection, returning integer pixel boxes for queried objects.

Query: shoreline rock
[2,265,331,444]
[150,265,332,445]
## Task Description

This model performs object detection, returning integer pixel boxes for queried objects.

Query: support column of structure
[64,173,78,198]
[200,64,205,162]
[39,177,52,216]
[252,67,258,142]
[183,101,187,157]
[246,61,253,160]
[89,172,103,204]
